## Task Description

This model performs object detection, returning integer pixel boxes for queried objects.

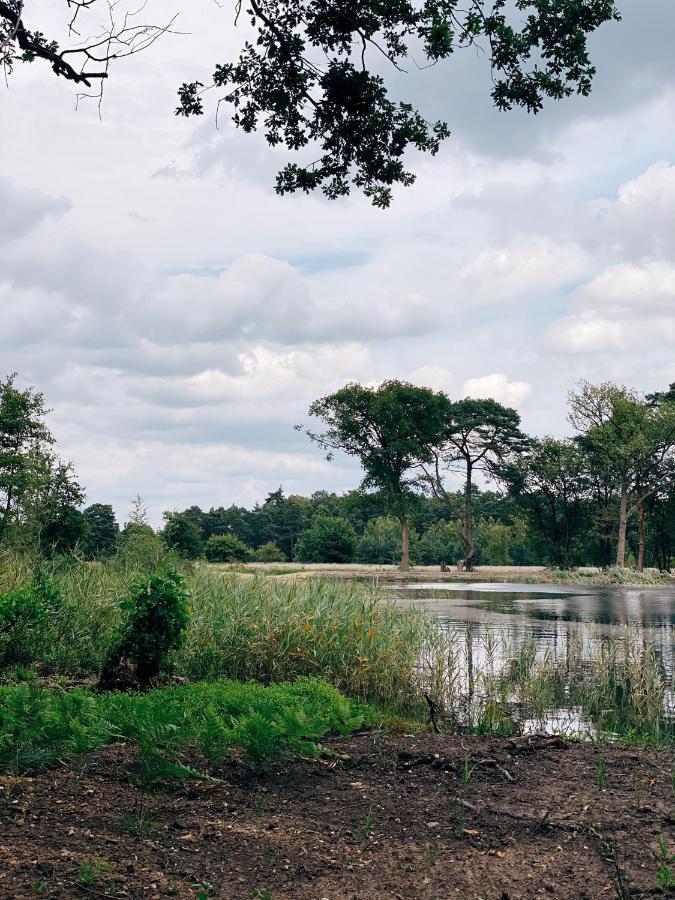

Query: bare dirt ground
[2,733,673,899]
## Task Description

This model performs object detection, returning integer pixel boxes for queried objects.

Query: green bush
[116,523,167,568]
[294,516,357,563]
[0,587,48,667]
[205,533,250,562]
[356,516,414,565]
[0,573,60,668]
[249,541,287,562]
[100,571,190,686]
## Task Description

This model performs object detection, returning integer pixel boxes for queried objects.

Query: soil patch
[1,733,673,899]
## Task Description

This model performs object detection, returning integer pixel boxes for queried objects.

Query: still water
[386,581,675,730]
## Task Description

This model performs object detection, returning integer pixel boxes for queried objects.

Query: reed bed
[418,624,674,743]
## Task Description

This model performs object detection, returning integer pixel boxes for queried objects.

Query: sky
[1,1,675,526]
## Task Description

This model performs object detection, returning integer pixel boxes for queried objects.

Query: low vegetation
[0,677,373,776]
[537,566,674,586]
[1,551,672,766]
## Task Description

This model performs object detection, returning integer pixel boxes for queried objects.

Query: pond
[386,581,675,736]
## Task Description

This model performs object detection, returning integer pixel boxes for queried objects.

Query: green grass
[0,676,374,776]
[0,551,442,710]
[538,566,674,586]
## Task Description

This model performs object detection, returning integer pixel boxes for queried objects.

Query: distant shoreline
[211,562,675,588]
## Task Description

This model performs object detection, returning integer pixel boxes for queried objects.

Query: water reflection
[388,582,675,679]
[386,581,675,731]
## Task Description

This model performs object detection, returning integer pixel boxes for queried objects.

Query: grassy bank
[214,561,675,587]
[1,551,672,748]
[0,552,442,709]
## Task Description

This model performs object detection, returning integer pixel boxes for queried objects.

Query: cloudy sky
[1,1,674,524]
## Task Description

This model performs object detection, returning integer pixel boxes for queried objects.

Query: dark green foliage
[0,373,54,539]
[0,677,373,775]
[176,0,619,205]
[0,586,47,667]
[506,437,592,568]
[305,380,450,568]
[249,541,287,562]
[416,520,461,566]
[82,504,119,558]
[100,571,190,686]
[204,533,251,562]
[0,374,85,556]
[421,397,529,571]
[163,511,203,559]
[116,523,167,568]
[33,460,86,555]
[0,571,60,668]
[356,515,411,565]
[294,515,357,563]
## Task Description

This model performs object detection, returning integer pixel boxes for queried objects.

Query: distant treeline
[1,374,674,570]
[151,481,675,569]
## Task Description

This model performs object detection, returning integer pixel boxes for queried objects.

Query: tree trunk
[400,519,410,572]
[2,484,12,530]
[636,502,645,573]
[461,464,475,572]
[616,486,628,568]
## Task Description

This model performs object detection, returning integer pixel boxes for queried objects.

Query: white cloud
[408,366,454,394]
[461,374,532,408]
[0,177,69,243]
[459,238,591,302]
[3,2,675,514]
[543,313,626,354]
[573,261,675,309]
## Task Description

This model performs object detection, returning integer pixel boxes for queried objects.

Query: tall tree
[1,2,619,205]
[419,398,528,571]
[507,437,591,568]
[83,503,120,559]
[0,373,54,538]
[28,458,86,555]
[569,381,675,569]
[162,511,203,559]
[304,381,449,570]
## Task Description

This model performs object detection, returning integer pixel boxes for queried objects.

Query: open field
[1,733,673,899]
[211,562,675,587]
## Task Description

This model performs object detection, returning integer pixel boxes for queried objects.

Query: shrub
[116,523,167,568]
[356,516,415,565]
[0,573,60,669]
[99,571,190,688]
[204,533,250,562]
[294,516,357,563]
[249,541,287,562]
[0,587,48,668]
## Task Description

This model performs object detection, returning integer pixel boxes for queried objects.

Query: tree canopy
[568,381,675,568]
[419,397,528,570]
[304,380,449,569]
[1,1,620,205]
